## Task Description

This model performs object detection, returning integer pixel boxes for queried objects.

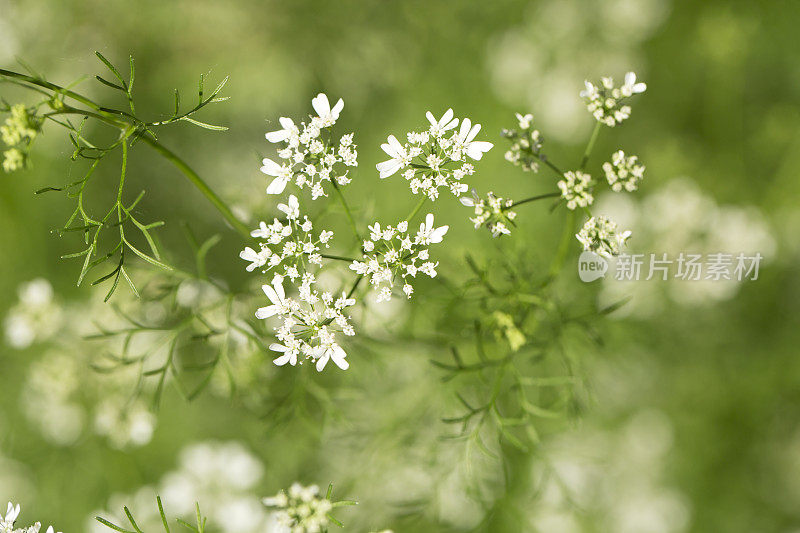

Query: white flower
[277,194,300,220]
[261,158,294,195]
[376,135,409,179]
[426,108,459,136]
[603,150,645,192]
[311,93,344,127]
[558,171,594,210]
[621,71,647,97]
[269,342,299,367]
[255,279,287,319]
[456,118,493,160]
[313,343,349,371]
[580,72,646,126]
[576,215,631,258]
[515,112,533,129]
[239,246,268,272]
[1,502,20,531]
[265,117,298,144]
[417,213,449,244]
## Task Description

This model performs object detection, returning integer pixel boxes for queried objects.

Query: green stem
[321,253,357,262]
[405,196,427,222]
[331,181,361,241]
[579,121,602,170]
[140,137,250,237]
[509,191,561,209]
[548,209,576,280]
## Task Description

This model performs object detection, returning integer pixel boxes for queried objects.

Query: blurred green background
[2,0,800,532]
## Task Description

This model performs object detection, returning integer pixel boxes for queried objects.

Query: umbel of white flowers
[261,93,358,199]
[239,194,334,278]
[576,215,632,258]
[1,502,61,533]
[350,213,449,302]
[580,72,646,127]
[376,108,493,200]
[603,149,645,192]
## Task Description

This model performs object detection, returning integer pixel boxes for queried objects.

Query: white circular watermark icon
[578,251,608,282]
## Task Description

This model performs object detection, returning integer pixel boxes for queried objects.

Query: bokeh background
[2,0,800,532]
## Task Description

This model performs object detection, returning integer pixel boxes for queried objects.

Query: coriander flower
[576,215,631,258]
[240,195,333,278]
[350,213,447,302]
[376,135,411,179]
[255,275,355,371]
[1,502,60,533]
[262,94,357,199]
[460,189,517,237]
[263,483,333,533]
[453,118,493,161]
[426,108,459,137]
[1,104,42,173]
[502,113,543,172]
[602,150,645,192]
[311,93,344,127]
[580,72,646,127]
[376,109,492,200]
[558,170,594,210]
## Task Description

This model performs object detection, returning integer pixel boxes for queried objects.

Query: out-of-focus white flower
[263,483,334,533]
[3,278,62,349]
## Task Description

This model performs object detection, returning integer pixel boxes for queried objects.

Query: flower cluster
[576,215,632,258]
[1,104,42,173]
[239,195,334,278]
[1,502,60,533]
[261,93,358,199]
[256,275,355,371]
[376,109,493,200]
[460,190,517,237]
[350,213,448,302]
[580,72,646,127]
[558,170,594,210]
[262,484,333,533]
[501,112,544,172]
[603,150,645,192]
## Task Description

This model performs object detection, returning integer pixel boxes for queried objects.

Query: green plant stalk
[331,180,361,241]
[579,121,602,170]
[405,196,427,221]
[0,68,250,239]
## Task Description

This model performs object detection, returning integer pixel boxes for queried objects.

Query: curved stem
[580,122,602,171]
[321,253,357,263]
[509,191,560,209]
[140,137,250,238]
[331,181,361,241]
[405,196,427,222]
